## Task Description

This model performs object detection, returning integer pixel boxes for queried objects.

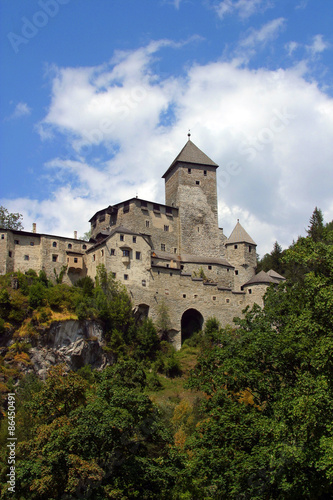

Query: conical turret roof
[226,221,256,246]
[162,139,218,178]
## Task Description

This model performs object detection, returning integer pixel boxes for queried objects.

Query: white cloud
[6,101,32,120]
[239,17,285,49]
[9,41,333,255]
[306,34,329,57]
[215,0,272,20]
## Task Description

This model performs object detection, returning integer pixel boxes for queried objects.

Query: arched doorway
[181,308,204,344]
[134,304,150,322]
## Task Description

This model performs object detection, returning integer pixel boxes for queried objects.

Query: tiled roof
[162,139,218,178]
[181,254,232,267]
[226,221,256,246]
[267,269,286,281]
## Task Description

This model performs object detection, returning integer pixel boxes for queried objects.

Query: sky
[0,0,333,256]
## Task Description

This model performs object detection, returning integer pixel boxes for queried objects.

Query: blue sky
[1,0,332,254]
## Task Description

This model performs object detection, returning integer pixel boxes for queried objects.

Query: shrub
[28,282,47,309]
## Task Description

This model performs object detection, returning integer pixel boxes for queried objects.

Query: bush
[28,282,46,309]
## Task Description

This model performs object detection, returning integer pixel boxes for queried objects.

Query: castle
[0,136,284,348]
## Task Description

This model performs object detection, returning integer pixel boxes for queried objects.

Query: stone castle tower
[163,136,220,258]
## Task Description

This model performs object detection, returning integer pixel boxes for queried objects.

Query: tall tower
[162,136,220,258]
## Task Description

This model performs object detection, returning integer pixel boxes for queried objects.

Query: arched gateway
[181,308,204,344]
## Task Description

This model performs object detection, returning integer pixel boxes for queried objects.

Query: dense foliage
[0,209,333,498]
[0,206,24,231]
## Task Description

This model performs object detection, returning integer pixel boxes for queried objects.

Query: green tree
[307,206,324,242]
[0,205,24,230]
[184,230,333,499]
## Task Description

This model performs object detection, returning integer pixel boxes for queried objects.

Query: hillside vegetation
[0,209,333,499]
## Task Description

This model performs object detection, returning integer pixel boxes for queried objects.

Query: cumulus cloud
[12,40,333,255]
[306,34,329,57]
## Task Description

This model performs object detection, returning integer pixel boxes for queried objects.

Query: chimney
[32,223,36,233]
[74,231,77,240]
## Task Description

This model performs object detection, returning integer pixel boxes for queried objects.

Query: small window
[234,244,238,249]
[153,204,160,212]
[111,249,115,256]
[249,246,252,253]
[14,240,19,245]
[124,274,128,281]
[204,170,207,176]
[146,220,150,228]
[93,254,96,262]
[82,244,87,249]
[8,251,12,257]
[212,296,216,301]
[74,258,78,263]
[161,244,165,251]
[142,279,146,287]
[208,265,212,270]
[227,268,230,272]
[141,201,147,208]
[170,272,173,276]
[52,254,58,262]
[53,242,57,247]
[196,180,200,185]
[235,270,239,275]
[136,251,141,260]
[24,255,29,261]
[226,298,230,303]
[183,294,186,298]
[1,234,4,240]
[248,289,252,294]
[101,250,104,256]
[174,248,177,254]
[68,243,72,249]
[166,264,169,268]
[166,206,172,215]
[164,225,169,232]
[30,241,34,246]
[188,168,191,174]
[194,294,198,299]
[120,234,124,241]
[133,236,136,243]
[181,265,184,270]
[123,250,130,257]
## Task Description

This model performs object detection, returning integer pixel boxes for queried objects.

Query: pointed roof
[267,269,286,281]
[242,270,276,287]
[226,221,256,246]
[162,139,218,179]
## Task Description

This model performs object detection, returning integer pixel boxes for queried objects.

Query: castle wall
[226,242,257,290]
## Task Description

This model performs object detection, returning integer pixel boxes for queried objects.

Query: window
[8,251,12,257]
[111,249,115,256]
[248,289,252,294]
[166,206,172,215]
[1,234,4,239]
[153,204,160,212]
[24,255,29,261]
[124,274,128,281]
[141,201,147,208]
[226,298,230,304]
[161,244,165,251]
[74,258,78,263]
[123,250,130,257]
[212,296,216,301]
[194,294,198,299]
[82,244,87,249]
[164,225,169,232]
[183,294,186,298]
[101,250,104,256]
[53,241,57,247]
[136,251,141,260]
[14,240,19,245]
[146,220,150,228]
[188,168,191,174]
[52,254,58,262]
[181,265,184,270]
[170,272,173,276]
[93,254,96,262]
[166,264,169,268]
[249,246,252,253]
[204,170,207,176]
[235,270,239,275]
[196,180,200,185]
[30,241,34,246]
[142,279,146,287]
[208,265,212,270]
[174,248,177,253]
[68,243,72,249]
[120,234,124,241]
[99,214,105,222]
[132,236,136,243]
[123,203,129,213]
[234,244,238,249]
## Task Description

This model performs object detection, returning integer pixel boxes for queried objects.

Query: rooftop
[162,139,218,179]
